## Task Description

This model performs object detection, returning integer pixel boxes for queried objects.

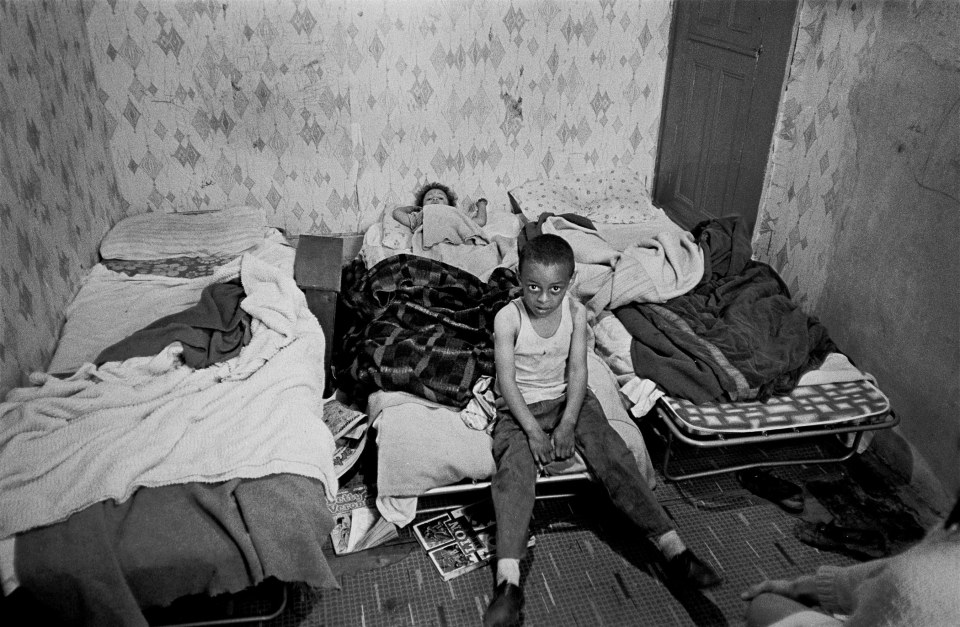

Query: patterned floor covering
[237,429,934,627]
[153,433,938,627]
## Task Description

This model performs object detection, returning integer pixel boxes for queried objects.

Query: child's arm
[494,306,554,466]
[468,198,488,227]
[551,299,588,460]
[392,205,422,230]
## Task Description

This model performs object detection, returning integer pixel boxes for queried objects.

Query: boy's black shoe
[483,581,523,627]
[665,549,723,589]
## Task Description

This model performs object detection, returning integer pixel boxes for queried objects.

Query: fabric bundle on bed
[614,218,835,404]
[0,254,338,539]
[335,254,519,408]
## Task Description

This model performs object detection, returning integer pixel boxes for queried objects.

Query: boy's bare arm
[552,299,588,460]
[494,307,554,465]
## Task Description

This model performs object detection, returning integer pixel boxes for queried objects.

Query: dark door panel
[656,0,798,232]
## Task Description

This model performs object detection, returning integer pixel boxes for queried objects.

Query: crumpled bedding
[94,277,252,368]
[335,254,519,409]
[419,204,488,247]
[361,206,520,281]
[0,254,338,540]
[532,214,705,315]
[614,218,836,403]
[47,229,295,375]
[14,475,338,627]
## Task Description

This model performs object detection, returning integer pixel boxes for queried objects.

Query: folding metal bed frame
[652,379,899,481]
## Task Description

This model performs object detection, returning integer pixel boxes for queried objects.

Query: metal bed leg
[662,431,865,482]
[148,580,288,627]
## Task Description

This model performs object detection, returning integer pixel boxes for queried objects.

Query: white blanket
[541,216,704,316]
[362,207,521,281]
[0,254,337,540]
[47,230,295,375]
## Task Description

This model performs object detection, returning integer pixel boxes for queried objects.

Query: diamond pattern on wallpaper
[86,0,672,235]
[1,1,124,396]
[290,7,317,36]
[119,35,144,70]
[155,25,184,58]
[755,0,884,310]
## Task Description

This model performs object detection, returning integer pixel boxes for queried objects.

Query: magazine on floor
[412,499,534,581]
[328,484,398,555]
[323,397,369,478]
[322,398,368,441]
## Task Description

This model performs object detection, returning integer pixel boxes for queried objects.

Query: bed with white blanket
[0,207,340,625]
[338,182,671,525]
[340,168,899,506]
[508,170,899,479]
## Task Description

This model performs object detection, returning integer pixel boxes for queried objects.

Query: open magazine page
[328,484,398,555]
[412,500,534,580]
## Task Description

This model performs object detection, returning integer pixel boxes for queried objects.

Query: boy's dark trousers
[491,389,674,559]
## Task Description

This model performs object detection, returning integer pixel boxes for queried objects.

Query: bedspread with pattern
[335,254,519,408]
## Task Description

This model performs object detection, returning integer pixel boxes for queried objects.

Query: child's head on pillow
[414,182,458,208]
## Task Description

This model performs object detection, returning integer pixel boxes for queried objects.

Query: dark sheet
[334,254,519,408]
[94,277,251,369]
[16,475,338,627]
[615,217,835,403]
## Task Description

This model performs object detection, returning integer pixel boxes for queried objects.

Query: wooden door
[655,0,798,232]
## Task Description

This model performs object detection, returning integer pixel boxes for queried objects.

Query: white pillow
[100,206,267,260]
[380,205,415,250]
[509,168,658,224]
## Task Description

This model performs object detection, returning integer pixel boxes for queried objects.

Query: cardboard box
[294,235,344,291]
[294,236,347,386]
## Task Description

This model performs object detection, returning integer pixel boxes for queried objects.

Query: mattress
[659,379,893,437]
[370,351,657,526]
[0,228,339,624]
[47,229,294,375]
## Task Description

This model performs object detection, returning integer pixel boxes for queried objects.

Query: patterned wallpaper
[0,1,125,397]
[752,0,881,309]
[84,0,673,235]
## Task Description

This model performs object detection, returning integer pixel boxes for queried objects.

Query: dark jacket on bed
[615,217,835,403]
[94,277,252,369]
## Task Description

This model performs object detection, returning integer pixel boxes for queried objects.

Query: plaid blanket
[335,255,519,408]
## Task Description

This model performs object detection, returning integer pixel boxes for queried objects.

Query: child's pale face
[422,188,450,205]
[519,261,572,319]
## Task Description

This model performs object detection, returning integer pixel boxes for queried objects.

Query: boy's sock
[656,530,687,560]
[495,558,520,586]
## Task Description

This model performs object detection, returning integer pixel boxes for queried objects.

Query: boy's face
[422,188,450,205]
[518,261,572,319]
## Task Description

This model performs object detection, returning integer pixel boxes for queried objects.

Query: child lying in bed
[483,234,721,627]
[393,181,487,229]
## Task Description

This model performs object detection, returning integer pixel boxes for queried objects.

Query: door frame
[653,0,800,232]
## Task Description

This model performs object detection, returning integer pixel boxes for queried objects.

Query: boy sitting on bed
[483,234,721,627]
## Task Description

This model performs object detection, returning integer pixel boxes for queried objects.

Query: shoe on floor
[736,468,805,513]
[664,549,723,589]
[483,581,523,627]
[794,520,888,560]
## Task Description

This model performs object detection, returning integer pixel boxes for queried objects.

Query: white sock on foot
[496,558,520,586]
[656,530,686,560]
